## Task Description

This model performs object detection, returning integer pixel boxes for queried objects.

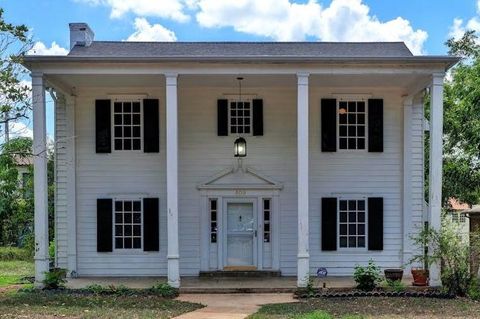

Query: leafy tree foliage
[442,31,480,206]
[0,8,32,140]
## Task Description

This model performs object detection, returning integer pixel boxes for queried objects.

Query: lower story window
[114,199,142,249]
[339,199,366,248]
[210,199,218,243]
[263,199,271,243]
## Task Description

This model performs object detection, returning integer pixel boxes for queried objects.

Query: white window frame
[210,198,218,243]
[113,197,144,252]
[111,98,144,152]
[263,198,272,243]
[337,196,368,251]
[228,99,253,136]
[336,98,368,152]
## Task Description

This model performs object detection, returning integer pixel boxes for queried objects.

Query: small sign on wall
[317,267,328,278]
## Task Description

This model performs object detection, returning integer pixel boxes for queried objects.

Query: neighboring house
[23,23,459,288]
[447,198,470,240]
[13,155,33,191]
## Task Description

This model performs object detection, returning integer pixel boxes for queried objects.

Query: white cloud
[126,18,177,42]
[77,0,191,22]
[9,121,33,139]
[28,41,68,55]
[194,0,427,54]
[449,0,480,40]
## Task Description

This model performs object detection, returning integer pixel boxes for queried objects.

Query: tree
[0,8,31,143]
[441,31,480,206]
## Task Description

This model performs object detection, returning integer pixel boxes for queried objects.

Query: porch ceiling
[47,73,431,95]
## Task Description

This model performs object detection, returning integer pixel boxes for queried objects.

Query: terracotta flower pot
[411,268,429,286]
[384,269,403,282]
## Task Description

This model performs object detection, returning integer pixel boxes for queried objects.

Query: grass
[249,297,480,319]
[0,260,34,287]
[0,289,202,319]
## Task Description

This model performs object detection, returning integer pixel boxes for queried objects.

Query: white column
[429,73,445,286]
[166,73,180,288]
[402,96,413,265]
[297,72,310,287]
[32,72,49,286]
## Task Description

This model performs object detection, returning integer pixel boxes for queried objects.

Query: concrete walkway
[175,293,297,319]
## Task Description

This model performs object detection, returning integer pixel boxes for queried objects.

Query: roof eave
[22,55,461,71]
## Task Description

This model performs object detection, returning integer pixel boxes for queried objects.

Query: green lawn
[0,260,34,287]
[249,297,480,319]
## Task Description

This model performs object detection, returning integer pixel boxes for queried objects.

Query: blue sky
[1,0,479,139]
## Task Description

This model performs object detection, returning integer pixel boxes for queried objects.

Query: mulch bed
[295,288,455,299]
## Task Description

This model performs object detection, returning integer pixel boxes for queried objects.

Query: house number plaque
[235,190,247,195]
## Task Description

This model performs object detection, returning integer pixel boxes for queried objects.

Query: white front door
[225,201,257,268]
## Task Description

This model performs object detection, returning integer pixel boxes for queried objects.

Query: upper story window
[339,199,366,248]
[230,100,251,134]
[113,101,142,151]
[338,101,366,150]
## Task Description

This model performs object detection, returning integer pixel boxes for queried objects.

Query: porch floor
[66,276,415,293]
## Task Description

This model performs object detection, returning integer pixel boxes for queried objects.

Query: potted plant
[411,268,429,286]
[408,226,439,286]
[384,268,404,282]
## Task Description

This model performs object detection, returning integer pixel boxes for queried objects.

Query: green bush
[0,246,31,261]
[42,268,66,290]
[384,279,406,292]
[353,259,381,291]
[296,311,333,319]
[468,278,480,300]
[150,282,178,298]
[48,240,55,260]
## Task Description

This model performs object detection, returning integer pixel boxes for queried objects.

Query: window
[113,101,142,151]
[338,101,366,150]
[210,199,218,243]
[263,199,271,243]
[339,199,366,248]
[451,212,466,223]
[114,199,142,249]
[230,101,251,134]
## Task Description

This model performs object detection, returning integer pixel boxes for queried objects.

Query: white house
[23,23,458,288]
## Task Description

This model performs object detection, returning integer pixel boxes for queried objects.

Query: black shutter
[217,99,228,136]
[322,197,337,251]
[252,99,264,136]
[97,199,113,252]
[321,99,337,152]
[368,197,384,251]
[143,99,160,153]
[143,198,159,251]
[368,99,384,152]
[95,99,111,153]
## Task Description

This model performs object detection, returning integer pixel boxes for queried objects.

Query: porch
[66,275,415,293]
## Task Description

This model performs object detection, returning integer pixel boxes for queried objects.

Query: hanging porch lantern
[234,137,247,157]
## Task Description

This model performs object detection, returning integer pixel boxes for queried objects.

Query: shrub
[353,259,381,291]
[48,240,55,260]
[468,278,480,300]
[296,311,333,319]
[0,246,31,261]
[150,282,178,298]
[410,219,472,295]
[85,284,105,294]
[42,268,67,290]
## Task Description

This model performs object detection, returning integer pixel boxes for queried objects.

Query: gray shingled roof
[68,41,414,58]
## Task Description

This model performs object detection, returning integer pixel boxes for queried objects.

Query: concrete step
[199,270,282,278]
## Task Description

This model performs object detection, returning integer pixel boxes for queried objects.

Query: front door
[225,201,257,268]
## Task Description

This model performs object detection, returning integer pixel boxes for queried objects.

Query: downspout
[48,87,57,267]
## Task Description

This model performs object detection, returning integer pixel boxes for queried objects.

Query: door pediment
[197,166,283,190]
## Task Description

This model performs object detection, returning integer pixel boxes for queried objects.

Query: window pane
[115,225,123,236]
[114,126,122,137]
[124,213,132,223]
[211,200,217,210]
[348,101,356,112]
[264,224,270,232]
[340,200,347,210]
[349,224,356,235]
[349,212,356,222]
[115,213,122,223]
[357,138,365,150]
[132,102,140,113]
[340,212,347,222]
[231,126,237,134]
[357,114,365,124]
[124,114,131,125]
[264,200,270,210]
[115,238,123,249]
[358,211,365,222]
[211,233,217,243]
[348,114,356,124]
[348,138,356,149]
[358,200,365,210]
[115,201,123,211]
[358,224,365,235]
[123,102,131,113]
[357,126,365,137]
[133,213,141,223]
[340,224,347,235]
[348,126,356,136]
[114,114,122,125]
[114,102,122,113]
[124,225,132,236]
[339,126,347,136]
[339,101,347,109]
[124,238,132,249]
[340,236,347,247]
[132,139,141,150]
[339,138,347,149]
[124,201,132,211]
[133,127,140,137]
[133,114,140,125]
[357,102,365,112]
[358,236,365,247]
[114,139,123,150]
[133,201,141,211]
[133,225,141,236]
[244,127,250,134]
[124,126,131,138]
[349,201,357,210]
[124,139,131,150]
[264,211,270,221]
[133,238,141,249]
[348,237,356,247]
[339,114,347,124]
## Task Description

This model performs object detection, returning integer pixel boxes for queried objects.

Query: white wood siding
[63,84,424,276]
